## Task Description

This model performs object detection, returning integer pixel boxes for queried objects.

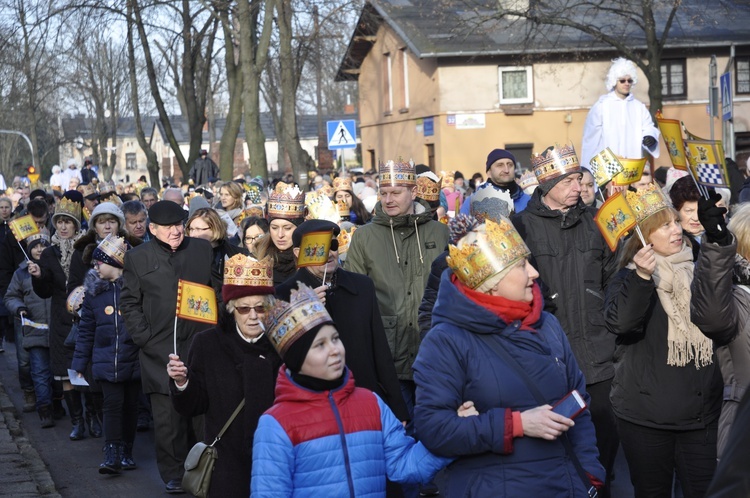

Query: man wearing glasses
[121,200,213,494]
[581,57,661,170]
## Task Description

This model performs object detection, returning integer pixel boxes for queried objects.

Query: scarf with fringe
[51,232,82,280]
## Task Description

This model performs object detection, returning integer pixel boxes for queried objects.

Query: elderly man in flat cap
[121,200,213,494]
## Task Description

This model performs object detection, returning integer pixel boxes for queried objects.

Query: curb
[0,380,61,497]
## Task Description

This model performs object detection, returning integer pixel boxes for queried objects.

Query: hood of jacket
[371,198,434,229]
[273,366,356,404]
[432,270,546,335]
[523,188,589,228]
[84,268,122,297]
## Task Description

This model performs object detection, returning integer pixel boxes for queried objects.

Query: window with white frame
[498,66,533,105]
[400,48,409,110]
[383,53,393,114]
[126,153,137,170]
[737,58,750,95]
[660,59,686,99]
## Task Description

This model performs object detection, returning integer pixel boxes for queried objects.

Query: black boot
[22,390,36,413]
[52,380,65,420]
[120,443,137,470]
[38,405,55,429]
[63,390,86,440]
[99,442,122,475]
[85,392,103,438]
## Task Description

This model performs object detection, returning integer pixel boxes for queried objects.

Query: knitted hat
[486,149,517,172]
[222,254,274,303]
[92,234,130,269]
[264,283,334,372]
[90,202,126,229]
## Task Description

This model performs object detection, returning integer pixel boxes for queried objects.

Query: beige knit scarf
[651,243,713,368]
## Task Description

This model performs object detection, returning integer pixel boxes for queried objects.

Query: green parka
[345,200,449,380]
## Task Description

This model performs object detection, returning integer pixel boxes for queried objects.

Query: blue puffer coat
[413,270,604,497]
[252,368,450,497]
[72,269,140,383]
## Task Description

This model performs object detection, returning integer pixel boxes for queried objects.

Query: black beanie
[485,149,517,172]
[282,322,332,373]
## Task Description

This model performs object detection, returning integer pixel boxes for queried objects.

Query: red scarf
[452,273,543,332]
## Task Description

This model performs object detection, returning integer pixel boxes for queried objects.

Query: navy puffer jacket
[72,269,140,382]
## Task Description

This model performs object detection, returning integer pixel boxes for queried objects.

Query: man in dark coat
[275,219,409,422]
[188,149,219,186]
[512,145,619,497]
[121,200,213,494]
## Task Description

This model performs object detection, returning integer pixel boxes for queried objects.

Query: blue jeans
[27,347,52,408]
[14,317,32,392]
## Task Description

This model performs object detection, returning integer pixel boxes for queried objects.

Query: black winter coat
[170,317,282,498]
[275,267,409,422]
[121,236,213,395]
[605,267,722,430]
[512,190,618,385]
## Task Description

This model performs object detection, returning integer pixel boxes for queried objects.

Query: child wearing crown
[71,234,139,475]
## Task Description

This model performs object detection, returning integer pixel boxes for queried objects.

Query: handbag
[182,399,245,498]
[477,333,599,498]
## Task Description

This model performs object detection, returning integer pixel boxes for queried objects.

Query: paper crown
[99,182,116,196]
[519,170,539,190]
[92,234,129,269]
[78,183,97,198]
[319,183,334,199]
[235,206,265,227]
[333,177,352,193]
[531,144,581,184]
[264,283,333,356]
[625,183,672,224]
[417,176,441,202]
[446,217,531,290]
[222,254,273,293]
[336,199,350,217]
[245,186,262,205]
[66,285,85,315]
[337,225,358,255]
[441,171,455,190]
[267,182,305,220]
[25,230,50,247]
[470,184,513,222]
[305,191,340,223]
[379,160,416,187]
[53,197,82,225]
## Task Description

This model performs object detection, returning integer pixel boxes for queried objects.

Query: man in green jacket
[345,159,449,427]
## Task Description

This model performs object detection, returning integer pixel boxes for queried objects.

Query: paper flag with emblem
[9,215,40,242]
[175,280,217,325]
[685,139,730,188]
[611,157,648,186]
[589,148,624,187]
[297,230,333,268]
[594,191,637,252]
[656,111,688,170]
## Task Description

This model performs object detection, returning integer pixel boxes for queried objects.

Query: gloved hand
[698,190,731,246]
[642,136,657,148]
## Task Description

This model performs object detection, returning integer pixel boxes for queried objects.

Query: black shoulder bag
[478,333,599,498]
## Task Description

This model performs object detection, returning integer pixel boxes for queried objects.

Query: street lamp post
[0,129,37,171]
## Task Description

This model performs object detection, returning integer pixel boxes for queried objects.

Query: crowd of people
[1,57,750,498]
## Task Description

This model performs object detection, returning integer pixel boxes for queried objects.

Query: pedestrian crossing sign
[327,120,357,150]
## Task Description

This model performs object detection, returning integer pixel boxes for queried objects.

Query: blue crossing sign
[721,72,733,121]
[327,120,357,150]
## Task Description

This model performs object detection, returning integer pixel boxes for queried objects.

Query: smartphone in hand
[552,390,587,420]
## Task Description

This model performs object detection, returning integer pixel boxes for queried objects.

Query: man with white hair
[581,57,660,168]
[61,159,83,191]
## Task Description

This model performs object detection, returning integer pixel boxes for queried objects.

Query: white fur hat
[606,58,639,91]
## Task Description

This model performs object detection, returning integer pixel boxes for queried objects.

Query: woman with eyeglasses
[240,215,269,255]
[185,208,247,306]
[580,57,660,169]
[167,254,282,498]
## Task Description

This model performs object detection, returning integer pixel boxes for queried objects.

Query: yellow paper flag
[589,148,624,187]
[9,215,40,242]
[595,192,637,252]
[611,158,648,186]
[686,139,730,188]
[176,280,217,325]
[656,112,688,170]
[296,230,333,268]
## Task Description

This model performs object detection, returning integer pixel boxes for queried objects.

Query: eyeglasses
[618,79,634,84]
[244,234,265,243]
[235,305,266,315]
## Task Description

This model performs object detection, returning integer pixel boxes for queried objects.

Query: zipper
[113,283,119,383]
[328,391,356,498]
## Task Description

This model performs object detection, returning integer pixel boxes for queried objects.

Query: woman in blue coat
[72,235,140,475]
[413,215,604,497]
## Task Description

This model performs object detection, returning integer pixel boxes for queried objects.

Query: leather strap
[210,399,246,447]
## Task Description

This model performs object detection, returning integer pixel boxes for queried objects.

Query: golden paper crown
[53,197,82,225]
[93,234,128,267]
[531,144,581,184]
[333,177,352,193]
[305,191,340,223]
[223,254,273,289]
[319,184,333,199]
[625,183,672,224]
[417,176,441,202]
[379,159,416,187]
[25,230,50,246]
[337,225,358,255]
[446,218,531,290]
[66,285,85,315]
[519,170,539,190]
[336,199,350,217]
[78,183,97,198]
[99,182,116,195]
[264,283,333,356]
[441,171,455,190]
[267,182,305,220]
